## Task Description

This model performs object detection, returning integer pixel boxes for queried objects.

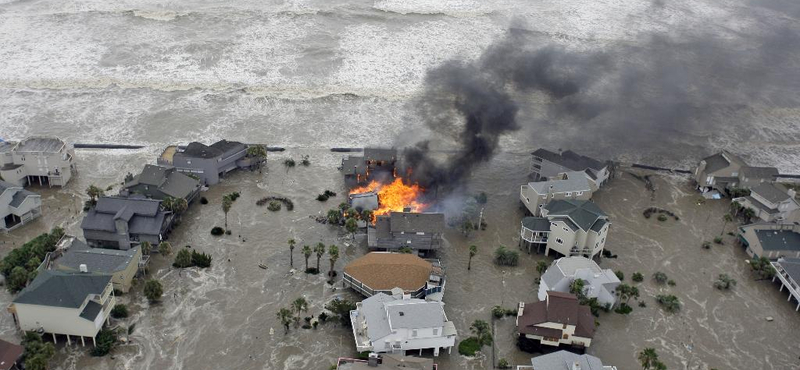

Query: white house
[515,351,617,370]
[8,271,115,346]
[520,171,594,216]
[538,257,620,307]
[350,292,457,356]
[530,149,609,189]
[520,200,610,259]
[734,183,800,223]
[0,180,42,232]
[771,257,800,312]
[0,137,76,187]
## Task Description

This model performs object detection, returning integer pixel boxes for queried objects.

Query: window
[412,329,418,337]
[577,191,583,196]
[550,222,557,227]
[565,192,572,196]
[556,238,564,245]
[433,328,438,336]
[563,227,569,232]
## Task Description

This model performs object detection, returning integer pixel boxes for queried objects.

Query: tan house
[516,291,594,351]
[520,200,610,258]
[47,235,142,293]
[9,271,115,346]
[737,223,800,259]
[343,252,444,300]
[734,183,800,223]
[520,171,594,216]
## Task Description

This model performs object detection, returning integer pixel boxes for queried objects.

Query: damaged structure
[368,211,445,255]
[121,164,202,203]
[693,150,779,197]
[340,148,398,188]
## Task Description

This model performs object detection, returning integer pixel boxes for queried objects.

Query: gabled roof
[544,200,607,231]
[517,292,594,338]
[542,257,620,289]
[751,183,792,204]
[531,149,605,171]
[0,338,23,370]
[344,253,432,292]
[361,293,396,341]
[522,217,550,232]
[13,270,111,309]
[385,300,446,329]
[388,212,445,234]
[530,351,607,370]
[81,197,165,234]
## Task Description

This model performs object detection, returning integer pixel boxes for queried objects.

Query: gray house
[737,223,800,259]
[520,171,594,216]
[0,180,42,232]
[530,149,609,189]
[368,211,445,255]
[81,197,171,250]
[48,236,143,293]
[733,183,800,223]
[340,148,398,188]
[0,137,76,187]
[520,351,617,370]
[122,164,201,203]
[158,140,257,186]
[694,151,778,195]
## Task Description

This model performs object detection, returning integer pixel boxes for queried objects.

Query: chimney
[79,264,88,273]
[368,353,379,367]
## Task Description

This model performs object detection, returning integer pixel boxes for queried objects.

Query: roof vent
[399,312,405,316]
[79,264,88,273]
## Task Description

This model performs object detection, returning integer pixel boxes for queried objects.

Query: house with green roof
[8,270,115,346]
[520,200,610,259]
[48,235,143,293]
[737,223,800,259]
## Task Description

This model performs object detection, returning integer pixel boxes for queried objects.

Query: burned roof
[517,292,595,338]
[531,149,605,171]
[344,253,433,292]
[751,183,792,204]
[545,200,607,231]
[389,212,445,234]
[13,270,111,309]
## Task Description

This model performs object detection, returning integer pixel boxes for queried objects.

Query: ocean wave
[373,0,496,17]
[0,5,331,19]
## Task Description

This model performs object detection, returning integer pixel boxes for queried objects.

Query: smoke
[404,11,800,192]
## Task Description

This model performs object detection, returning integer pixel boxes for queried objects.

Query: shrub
[655,294,681,313]
[144,279,163,303]
[90,328,117,357]
[615,270,624,280]
[200,197,208,204]
[158,241,172,256]
[657,214,668,222]
[173,249,193,268]
[498,358,511,369]
[653,271,668,284]
[316,194,329,201]
[667,279,676,286]
[191,251,212,268]
[324,299,357,326]
[493,246,519,266]
[702,241,711,249]
[475,192,488,204]
[713,274,737,290]
[111,304,129,319]
[638,301,647,308]
[492,306,506,319]
[632,272,644,282]
[614,303,633,314]
[1,227,64,293]
[458,337,481,356]
[210,227,225,236]
[267,201,282,211]
[713,237,723,245]
[22,332,55,370]
[284,159,296,168]
[301,155,311,166]
[318,312,328,323]
[225,229,232,235]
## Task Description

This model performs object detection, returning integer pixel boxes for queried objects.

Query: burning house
[340,148,398,188]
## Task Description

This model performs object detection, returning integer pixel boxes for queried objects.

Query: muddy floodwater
[1,149,799,370]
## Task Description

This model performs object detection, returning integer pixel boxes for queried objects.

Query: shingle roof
[363,148,397,162]
[0,181,11,195]
[752,183,791,204]
[79,301,103,321]
[701,151,746,174]
[209,140,246,156]
[755,229,800,251]
[180,142,222,159]
[137,164,169,186]
[9,189,37,208]
[54,239,138,274]
[389,212,445,234]
[0,338,23,370]
[590,218,608,233]
[81,197,165,235]
[529,351,607,370]
[344,253,432,292]
[522,217,551,232]
[740,166,779,180]
[777,258,800,284]
[13,270,111,308]
[361,293,396,341]
[531,149,605,171]
[386,300,446,329]
[517,292,595,338]
[545,200,607,231]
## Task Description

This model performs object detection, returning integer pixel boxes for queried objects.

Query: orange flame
[350,178,427,220]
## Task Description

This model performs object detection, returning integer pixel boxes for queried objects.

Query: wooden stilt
[92,336,96,347]
[67,335,71,346]
[52,333,57,344]
[81,336,85,347]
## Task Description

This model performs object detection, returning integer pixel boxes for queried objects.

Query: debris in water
[766,317,774,322]
[258,263,267,270]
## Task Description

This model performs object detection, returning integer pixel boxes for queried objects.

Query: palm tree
[158,241,172,256]
[638,347,659,370]
[288,239,296,268]
[172,198,188,214]
[291,297,309,326]
[328,245,339,278]
[721,214,733,235]
[730,200,742,216]
[361,209,373,223]
[536,260,549,276]
[314,243,325,271]
[742,207,756,223]
[302,245,312,271]
[345,218,358,240]
[327,209,341,225]
[86,185,104,205]
[222,196,233,229]
[468,245,477,270]
[161,197,175,212]
[140,241,152,255]
[277,308,292,334]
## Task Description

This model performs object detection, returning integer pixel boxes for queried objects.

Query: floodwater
[1,150,799,370]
